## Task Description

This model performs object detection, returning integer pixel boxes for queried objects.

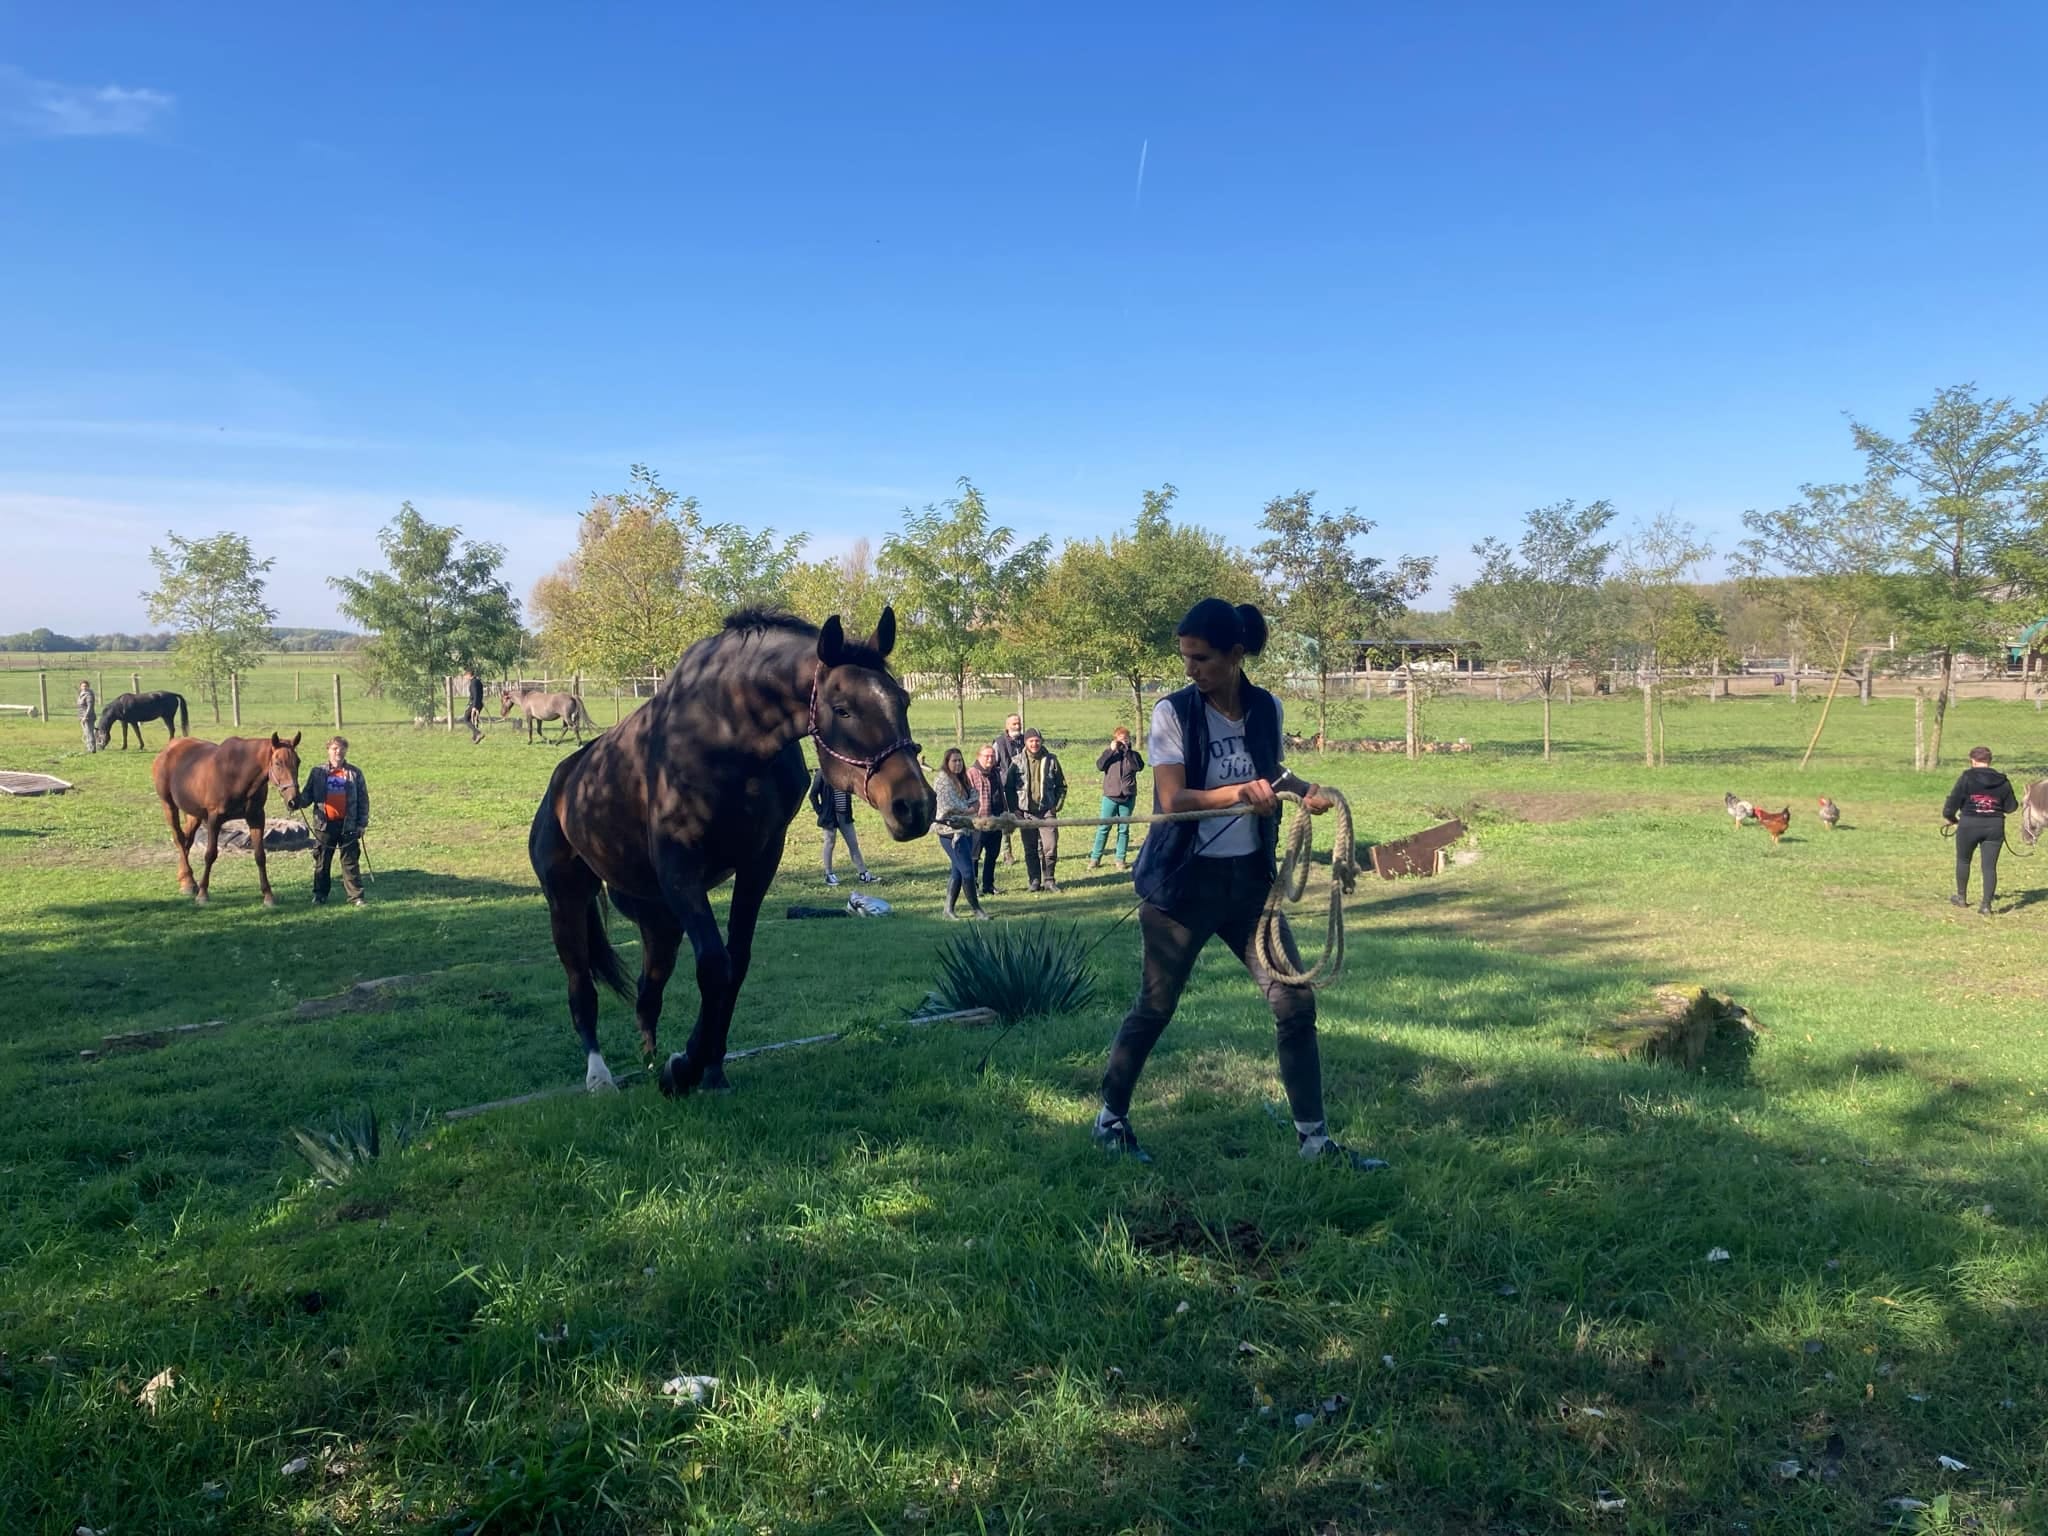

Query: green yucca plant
[288,1104,431,1187]
[929,918,1096,1025]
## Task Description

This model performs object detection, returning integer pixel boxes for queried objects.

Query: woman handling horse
[1091,598,1383,1171]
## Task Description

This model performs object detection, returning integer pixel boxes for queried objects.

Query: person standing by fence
[970,742,1004,896]
[1089,725,1144,871]
[990,712,1027,867]
[77,679,97,753]
[464,669,486,744]
[932,747,992,920]
[1003,727,1067,892]
[809,756,877,887]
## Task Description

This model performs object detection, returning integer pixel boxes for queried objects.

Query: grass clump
[929,917,1096,1023]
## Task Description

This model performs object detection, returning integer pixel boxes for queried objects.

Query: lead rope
[942,785,1357,990]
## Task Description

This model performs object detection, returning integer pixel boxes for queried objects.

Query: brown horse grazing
[152,733,304,906]
[502,686,593,744]
[529,608,934,1095]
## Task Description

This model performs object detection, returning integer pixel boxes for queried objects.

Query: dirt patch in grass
[1126,1211,1301,1274]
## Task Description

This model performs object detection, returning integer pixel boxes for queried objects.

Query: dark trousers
[1956,819,2004,906]
[1020,814,1059,886]
[1100,853,1322,1124]
[313,834,363,902]
[977,830,1002,894]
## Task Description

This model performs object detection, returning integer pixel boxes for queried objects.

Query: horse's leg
[251,809,275,907]
[195,814,224,905]
[632,915,684,1065]
[653,860,730,1098]
[549,865,615,1089]
[695,852,779,1093]
[164,795,197,895]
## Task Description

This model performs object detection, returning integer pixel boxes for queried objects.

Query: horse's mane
[719,608,889,673]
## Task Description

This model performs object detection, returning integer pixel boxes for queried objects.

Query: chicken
[1724,792,1754,827]
[1817,796,1841,831]
[1751,805,1791,844]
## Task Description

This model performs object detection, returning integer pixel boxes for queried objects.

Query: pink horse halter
[809,673,917,794]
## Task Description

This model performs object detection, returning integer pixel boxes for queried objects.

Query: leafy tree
[143,531,277,723]
[1854,384,2048,767]
[786,538,885,635]
[330,504,521,718]
[1614,515,1714,768]
[1736,483,1898,768]
[1033,486,1260,738]
[879,479,1050,743]
[530,466,806,683]
[1254,492,1433,750]
[1453,499,1617,759]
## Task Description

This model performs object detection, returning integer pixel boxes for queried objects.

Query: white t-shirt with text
[1148,694,1285,859]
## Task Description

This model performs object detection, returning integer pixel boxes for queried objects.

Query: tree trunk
[1015,677,1026,727]
[1657,697,1667,767]
[954,671,966,745]
[1130,674,1145,743]
[1317,668,1329,752]
[1798,626,1855,771]
[1789,648,1800,705]
[1927,649,1953,768]
[1564,676,1573,707]
[210,679,222,724]
[1914,693,1926,772]
[1542,685,1552,760]
[1642,671,1655,768]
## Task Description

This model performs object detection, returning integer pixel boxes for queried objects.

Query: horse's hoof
[700,1064,734,1095]
[585,1052,618,1092]
[192,892,208,907]
[261,893,276,908]
[658,1051,703,1098]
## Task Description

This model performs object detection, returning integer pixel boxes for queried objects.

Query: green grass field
[2,669,2045,1534]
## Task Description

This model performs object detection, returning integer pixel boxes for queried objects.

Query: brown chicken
[1752,805,1791,844]
[1817,796,1841,830]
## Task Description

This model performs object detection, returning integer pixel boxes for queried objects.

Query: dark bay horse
[530,608,935,1094]
[152,733,303,905]
[502,686,594,744]
[98,690,189,750]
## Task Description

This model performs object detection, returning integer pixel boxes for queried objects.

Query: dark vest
[1131,681,1283,915]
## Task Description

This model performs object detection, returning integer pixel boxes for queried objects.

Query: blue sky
[4,2,2046,631]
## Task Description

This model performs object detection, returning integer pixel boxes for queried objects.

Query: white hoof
[585,1051,619,1092]
[262,893,276,908]
[192,891,208,907]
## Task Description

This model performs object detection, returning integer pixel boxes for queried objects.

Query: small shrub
[288,1104,431,1187]
[929,918,1096,1024]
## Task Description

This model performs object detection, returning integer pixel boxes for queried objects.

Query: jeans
[1090,795,1135,862]
[978,830,1002,893]
[1100,853,1322,1124]
[1956,818,2004,906]
[942,831,982,912]
[822,821,866,877]
[313,834,363,903]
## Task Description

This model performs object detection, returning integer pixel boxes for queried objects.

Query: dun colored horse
[530,608,934,1094]
[2023,779,2048,847]
[152,732,304,906]
[502,686,593,744]
[98,690,189,750]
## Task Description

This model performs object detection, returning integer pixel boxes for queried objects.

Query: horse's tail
[529,743,631,1002]
[175,693,189,737]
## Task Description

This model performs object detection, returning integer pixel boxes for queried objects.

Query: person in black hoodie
[1943,745,2020,915]
[809,757,877,887]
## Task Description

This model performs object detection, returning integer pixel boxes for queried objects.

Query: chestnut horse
[530,608,934,1095]
[152,732,304,906]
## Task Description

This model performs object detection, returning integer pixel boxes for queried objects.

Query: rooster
[1751,805,1791,844]
[1817,796,1841,831]
[1724,792,1754,827]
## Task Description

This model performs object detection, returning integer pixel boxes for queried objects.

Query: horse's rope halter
[808,672,917,795]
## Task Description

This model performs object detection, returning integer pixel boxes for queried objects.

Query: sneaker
[1300,1133,1388,1172]
[1115,858,1129,871]
[349,895,366,907]
[1042,879,1059,893]
[857,870,880,884]
[1093,1113,1151,1163]
[1950,893,1968,908]
[972,908,994,921]
[824,872,840,887]
[1028,880,1042,892]
[1088,858,1102,870]
[1978,902,1992,916]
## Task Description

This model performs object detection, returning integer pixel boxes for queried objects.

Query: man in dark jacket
[989,712,1028,866]
[1089,725,1145,871]
[1944,745,2020,915]
[465,670,486,743]
[808,761,877,887]
[299,735,371,906]
[1003,727,1067,891]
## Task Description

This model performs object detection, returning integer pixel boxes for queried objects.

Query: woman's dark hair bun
[1176,596,1267,657]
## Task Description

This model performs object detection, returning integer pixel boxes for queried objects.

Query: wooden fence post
[132,671,141,695]
[230,671,241,727]
[295,670,301,703]
[38,671,48,722]
[333,674,344,731]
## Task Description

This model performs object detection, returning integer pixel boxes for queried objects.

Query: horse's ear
[818,615,847,669]
[271,732,284,748]
[871,605,897,660]
[289,732,301,749]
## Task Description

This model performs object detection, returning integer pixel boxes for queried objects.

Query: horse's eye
[833,705,851,719]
